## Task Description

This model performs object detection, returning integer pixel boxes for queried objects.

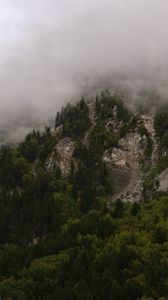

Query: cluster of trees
[1,189,168,299]
[89,92,130,156]
[89,123,120,156]
[153,106,168,172]
[19,127,56,162]
[95,90,130,122]
[154,107,168,151]
[0,94,168,298]
[55,98,90,138]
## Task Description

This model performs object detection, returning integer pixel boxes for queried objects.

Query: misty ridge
[1,0,168,143]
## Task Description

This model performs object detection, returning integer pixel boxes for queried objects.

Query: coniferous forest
[0,92,168,299]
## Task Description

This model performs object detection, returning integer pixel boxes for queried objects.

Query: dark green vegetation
[0,93,168,299]
[55,97,90,138]
[154,106,168,160]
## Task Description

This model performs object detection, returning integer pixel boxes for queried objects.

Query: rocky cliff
[46,93,168,202]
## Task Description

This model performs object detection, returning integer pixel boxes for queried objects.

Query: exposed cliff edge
[45,93,168,202]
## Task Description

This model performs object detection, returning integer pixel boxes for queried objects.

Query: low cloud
[1,0,168,142]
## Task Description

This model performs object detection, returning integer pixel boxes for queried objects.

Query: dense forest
[0,92,168,299]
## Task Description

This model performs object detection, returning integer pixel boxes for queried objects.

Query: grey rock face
[103,131,148,169]
[82,100,97,148]
[141,114,158,163]
[46,137,75,176]
[103,131,147,202]
[45,101,161,202]
[158,168,168,192]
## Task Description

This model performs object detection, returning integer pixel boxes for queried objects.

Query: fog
[0,0,168,142]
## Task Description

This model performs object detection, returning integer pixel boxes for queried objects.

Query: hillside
[0,91,168,299]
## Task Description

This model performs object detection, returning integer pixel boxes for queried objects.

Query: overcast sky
[0,0,168,141]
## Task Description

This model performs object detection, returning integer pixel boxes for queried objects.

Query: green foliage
[19,127,56,162]
[89,123,119,156]
[55,98,90,138]
[131,202,141,216]
[96,90,129,122]
[154,108,168,159]
[2,196,168,299]
[154,109,168,138]
[1,94,168,298]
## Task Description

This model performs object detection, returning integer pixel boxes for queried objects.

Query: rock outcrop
[45,99,162,202]
[158,167,168,192]
[82,100,97,148]
[46,137,75,176]
[103,131,148,202]
[105,105,123,133]
[141,114,158,163]
[103,131,148,169]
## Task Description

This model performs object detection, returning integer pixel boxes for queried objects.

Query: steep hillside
[47,92,168,202]
[1,91,168,299]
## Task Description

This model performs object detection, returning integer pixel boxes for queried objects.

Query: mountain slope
[1,91,168,299]
[47,92,168,202]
